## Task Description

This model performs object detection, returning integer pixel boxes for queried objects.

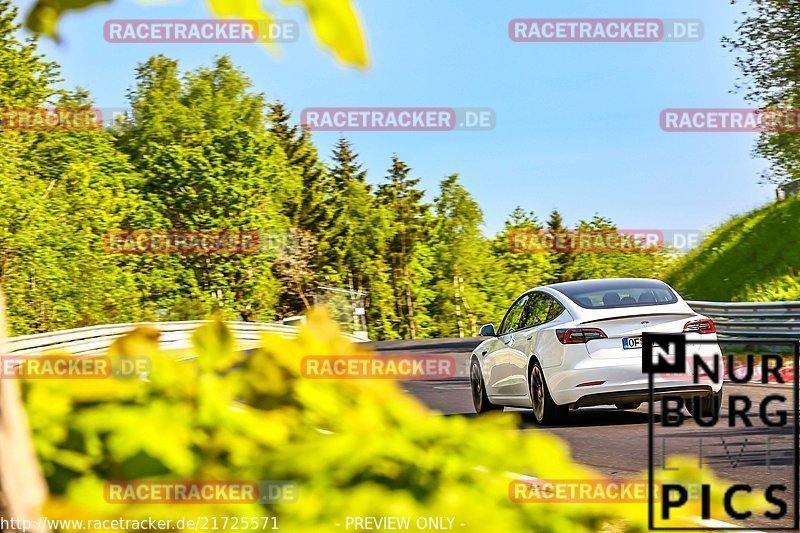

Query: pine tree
[429,175,488,337]
[268,102,332,232]
[546,209,572,281]
[486,208,558,313]
[547,209,564,231]
[325,138,399,339]
[327,137,367,277]
[376,155,429,339]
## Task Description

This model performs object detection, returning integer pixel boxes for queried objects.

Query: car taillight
[683,319,716,334]
[556,328,607,344]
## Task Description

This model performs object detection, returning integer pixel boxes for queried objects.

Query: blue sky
[19,0,772,235]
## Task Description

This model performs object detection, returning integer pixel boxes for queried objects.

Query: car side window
[499,294,530,335]
[516,295,533,330]
[546,297,565,322]
[518,293,550,330]
[532,294,553,325]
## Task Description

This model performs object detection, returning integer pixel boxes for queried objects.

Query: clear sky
[18,0,773,236]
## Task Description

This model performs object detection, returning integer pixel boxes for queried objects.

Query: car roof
[542,277,673,294]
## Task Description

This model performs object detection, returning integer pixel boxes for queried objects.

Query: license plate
[622,337,642,350]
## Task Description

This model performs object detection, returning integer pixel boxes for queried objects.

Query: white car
[470,278,723,424]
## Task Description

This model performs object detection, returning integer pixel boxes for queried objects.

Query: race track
[366,338,797,530]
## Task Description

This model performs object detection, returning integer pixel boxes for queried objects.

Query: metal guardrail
[6,320,368,357]
[688,300,800,339]
[8,301,796,355]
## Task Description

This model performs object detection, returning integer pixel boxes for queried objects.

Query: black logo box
[644,334,800,531]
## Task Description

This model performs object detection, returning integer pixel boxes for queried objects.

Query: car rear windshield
[555,280,678,309]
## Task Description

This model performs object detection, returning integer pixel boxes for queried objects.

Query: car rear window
[555,280,678,309]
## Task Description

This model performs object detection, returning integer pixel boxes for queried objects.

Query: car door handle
[527,335,533,341]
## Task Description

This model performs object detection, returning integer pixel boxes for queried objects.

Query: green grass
[666,195,800,301]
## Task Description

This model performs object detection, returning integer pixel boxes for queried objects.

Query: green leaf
[206,0,369,68]
[25,0,112,39]
[282,0,369,68]
[191,316,235,371]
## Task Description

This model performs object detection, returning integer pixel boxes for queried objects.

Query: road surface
[366,337,797,530]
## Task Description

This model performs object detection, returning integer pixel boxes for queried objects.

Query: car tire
[470,358,502,414]
[615,403,641,410]
[530,360,568,425]
[686,386,723,418]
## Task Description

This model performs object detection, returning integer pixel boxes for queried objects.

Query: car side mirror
[479,323,496,337]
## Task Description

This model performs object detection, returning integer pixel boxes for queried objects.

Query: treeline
[724,0,800,186]
[0,1,671,339]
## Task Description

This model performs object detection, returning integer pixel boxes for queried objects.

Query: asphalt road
[366,338,798,530]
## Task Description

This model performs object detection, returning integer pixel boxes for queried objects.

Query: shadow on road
[441,407,662,429]
[518,408,661,428]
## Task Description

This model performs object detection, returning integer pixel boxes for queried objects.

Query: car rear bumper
[548,342,724,406]
[572,384,715,408]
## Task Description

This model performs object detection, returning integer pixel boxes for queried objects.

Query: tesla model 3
[470,278,723,424]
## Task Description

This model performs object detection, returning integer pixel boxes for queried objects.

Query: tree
[487,208,558,316]
[376,156,429,339]
[0,0,60,108]
[564,215,671,281]
[116,55,291,322]
[429,175,489,337]
[268,102,331,234]
[0,0,143,334]
[724,0,800,184]
[326,137,370,281]
[546,209,573,282]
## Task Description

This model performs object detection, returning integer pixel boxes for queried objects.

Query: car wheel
[686,386,723,418]
[470,359,502,414]
[530,360,568,425]
[615,403,641,410]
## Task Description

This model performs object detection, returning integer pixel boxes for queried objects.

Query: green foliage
[488,207,559,305]
[21,312,744,532]
[376,156,430,339]
[667,195,800,301]
[563,215,672,282]
[115,55,291,323]
[23,0,369,69]
[0,1,681,339]
[724,0,800,185]
[427,175,494,337]
[23,314,587,530]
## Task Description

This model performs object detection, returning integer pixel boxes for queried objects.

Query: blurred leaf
[282,0,369,68]
[108,325,160,358]
[25,0,112,39]
[206,0,369,68]
[191,317,235,371]
[205,0,278,55]
[19,308,689,531]
[25,0,369,69]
